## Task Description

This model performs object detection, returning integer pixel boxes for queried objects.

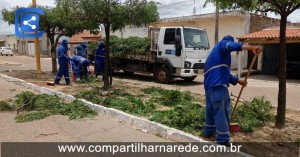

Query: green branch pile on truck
[102,26,210,83]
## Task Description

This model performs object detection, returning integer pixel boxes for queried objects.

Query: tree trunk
[275,14,287,128]
[48,33,61,74]
[103,23,111,90]
[51,47,57,74]
[214,1,219,45]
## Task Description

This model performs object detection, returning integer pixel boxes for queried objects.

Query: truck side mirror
[175,35,182,56]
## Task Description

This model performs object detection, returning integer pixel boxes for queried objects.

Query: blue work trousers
[54,64,70,84]
[204,85,230,144]
[95,58,104,77]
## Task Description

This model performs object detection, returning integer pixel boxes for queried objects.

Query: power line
[159,1,193,16]
[159,1,195,18]
[158,1,192,14]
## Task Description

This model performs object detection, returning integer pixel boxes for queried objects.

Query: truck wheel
[155,66,170,83]
[183,76,197,82]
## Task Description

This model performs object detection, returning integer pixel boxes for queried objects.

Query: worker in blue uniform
[70,55,91,81]
[76,41,88,58]
[54,39,71,85]
[73,44,79,55]
[95,41,106,79]
[203,35,261,145]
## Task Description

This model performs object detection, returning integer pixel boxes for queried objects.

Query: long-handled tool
[229,54,258,132]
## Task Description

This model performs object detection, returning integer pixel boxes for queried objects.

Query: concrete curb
[0,73,251,157]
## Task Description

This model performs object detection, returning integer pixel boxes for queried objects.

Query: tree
[79,0,159,90]
[204,1,220,45]
[2,1,98,74]
[203,0,300,128]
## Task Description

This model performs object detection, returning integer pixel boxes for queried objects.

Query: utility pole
[193,0,196,15]
[32,0,42,73]
[214,1,219,45]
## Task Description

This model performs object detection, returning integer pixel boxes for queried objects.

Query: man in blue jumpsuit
[76,41,88,58]
[203,35,261,145]
[95,41,105,79]
[70,55,91,81]
[54,39,71,85]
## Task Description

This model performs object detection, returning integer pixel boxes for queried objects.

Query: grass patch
[0,101,14,111]
[74,86,275,134]
[150,102,205,134]
[74,89,104,104]
[1,91,97,123]
[142,87,197,107]
[104,95,156,116]
[16,111,51,123]
[76,76,101,84]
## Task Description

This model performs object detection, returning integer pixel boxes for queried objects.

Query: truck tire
[155,66,170,83]
[183,76,197,82]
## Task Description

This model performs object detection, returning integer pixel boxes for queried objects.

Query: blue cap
[222,35,234,42]
[83,59,91,66]
[62,39,69,44]
[98,41,105,47]
[81,41,88,47]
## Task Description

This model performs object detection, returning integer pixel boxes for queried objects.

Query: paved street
[1,55,300,111]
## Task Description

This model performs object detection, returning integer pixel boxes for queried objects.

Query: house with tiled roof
[69,31,102,45]
[68,30,101,52]
[238,28,300,75]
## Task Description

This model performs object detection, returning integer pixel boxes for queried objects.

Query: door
[158,28,182,68]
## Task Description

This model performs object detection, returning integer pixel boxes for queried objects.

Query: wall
[5,34,18,53]
[0,35,5,47]
[250,14,282,33]
[16,34,49,56]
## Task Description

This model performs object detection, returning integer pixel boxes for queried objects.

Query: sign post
[32,0,42,73]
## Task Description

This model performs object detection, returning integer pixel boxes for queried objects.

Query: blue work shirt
[57,44,70,65]
[70,55,87,77]
[204,36,244,89]
[76,45,87,58]
[95,47,105,60]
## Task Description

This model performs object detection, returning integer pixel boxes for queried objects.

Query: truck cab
[154,26,210,83]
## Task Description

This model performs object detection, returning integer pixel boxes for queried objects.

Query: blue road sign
[15,8,45,38]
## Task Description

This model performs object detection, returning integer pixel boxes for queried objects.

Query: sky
[0,0,300,34]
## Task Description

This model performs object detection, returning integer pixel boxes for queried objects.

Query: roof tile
[238,28,300,40]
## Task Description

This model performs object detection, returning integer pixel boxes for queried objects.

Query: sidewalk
[0,77,171,142]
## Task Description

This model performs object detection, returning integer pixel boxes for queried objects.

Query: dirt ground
[3,70,300,143]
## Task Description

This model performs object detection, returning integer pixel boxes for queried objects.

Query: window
[183,28,210,49]
[164,28,176,45]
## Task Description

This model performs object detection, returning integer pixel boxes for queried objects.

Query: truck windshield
[183,28,209,49]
